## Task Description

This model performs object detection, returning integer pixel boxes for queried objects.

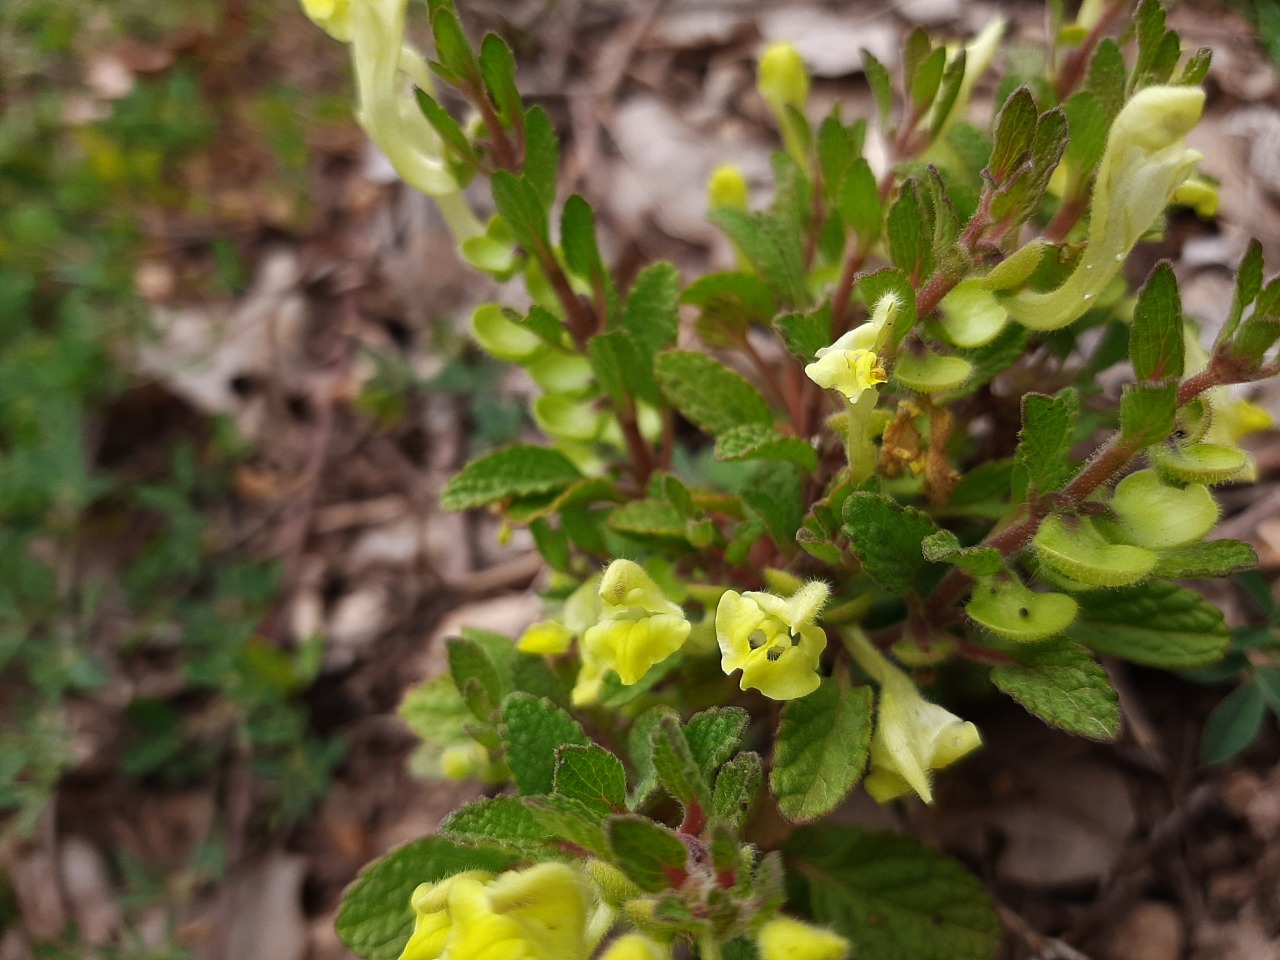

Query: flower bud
[439,741,489,781]
[599,933,670,960]
[517,619,574,656]
[708,164,750,210]
[757,42,810,114]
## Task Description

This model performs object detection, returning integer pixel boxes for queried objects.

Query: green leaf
[627,706,678,808]
[742,461,805,553]
[683,272,776,345]
[1086,39,1127,118]
[1119,381,1177,447]
[708,208,807,307]
[561,194,604,284]
[1061,91,1109,178]
[774,308,833,365]
[414,91,475,165]
[654,350,772,435]
[1152,539,1259,579]
[886,179,932,280]
[1180,47,1212,86]
[440,796,560,858]
[446,635,504,720]
[555,743,627,815]
[429,7,480,85]
[910,46,948,110]
[817,113,855,202]
[1065,581,1230,668]
[714,423,817,470]
[589,330,660,407]
[788,825,1001,960]
[966,579,1078,643]
[838,158,883,245]
[336,838,513,960]
[920,530,1003,576]
[607,815,689,892]
[607,499,687,540]
[844,493,940,597]
[490,171,549,254]
[440,446,581,511]
[500,693,588,795]
[522,795,612,856]
[1130,262,1184,381]
[685,706,749,781]
[1201,680,1266,764]
[522,106,559,211]
[991,640,1119,739]
[713,752,762,830]
[623,263,681,359]
[771,680,872,823]
[1012,389,1078,501]
[929,50,967,139]
[479,33,522,127]
[1220,239,1264,345]
[863,52,894,129]
[988,87,1037,183]
[650,714,712,814]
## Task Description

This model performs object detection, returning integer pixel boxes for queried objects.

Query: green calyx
[1033,514,1157,587]
[1151,443,1250,485]
[1103,469,1219,551]
[966,578,1078,642]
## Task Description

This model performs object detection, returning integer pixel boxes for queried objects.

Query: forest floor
[3,1,1280,959]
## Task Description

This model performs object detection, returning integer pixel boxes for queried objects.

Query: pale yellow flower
[758,916,850,960]
[716,581,829,701]
[400,863,591,960]
[583,560,691,685]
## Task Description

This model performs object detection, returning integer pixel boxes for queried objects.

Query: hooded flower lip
[716,581,829,701]
[864,677,982,803]
[400,863,592,960]
[758,916,850,960]
[582,560,691,686]
[804,338,887,402]
[844,628,981,803]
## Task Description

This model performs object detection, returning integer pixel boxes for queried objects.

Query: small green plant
[305,1,1278,957]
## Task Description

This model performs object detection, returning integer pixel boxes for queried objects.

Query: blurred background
[3,1,1280,958]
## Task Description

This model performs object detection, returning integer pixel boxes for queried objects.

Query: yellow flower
[583,560,691,685]
[599,933,670,960]
[1209,396,1272,445]
[844,628,981,803]
[804,339,887,402]
[716,581,829,701]
[400,863,591,960]
[300,0,351,39]
[758,916,850,960]
[1003,86,1205,331]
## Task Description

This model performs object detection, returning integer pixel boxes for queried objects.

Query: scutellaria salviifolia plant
[302,1,1279,957]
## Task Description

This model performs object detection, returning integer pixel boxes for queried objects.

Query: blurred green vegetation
[1,0,344,952]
